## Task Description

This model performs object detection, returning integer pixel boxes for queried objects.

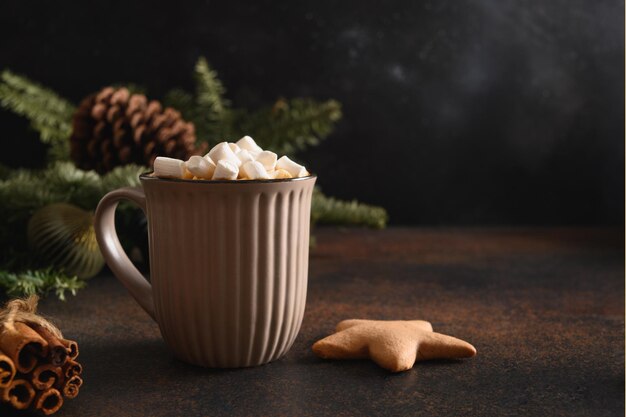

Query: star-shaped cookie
[312,319,476,372]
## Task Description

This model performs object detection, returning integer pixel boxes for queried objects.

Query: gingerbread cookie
[312,319,476,372]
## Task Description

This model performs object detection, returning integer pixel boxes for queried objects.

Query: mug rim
[140,171,317,184]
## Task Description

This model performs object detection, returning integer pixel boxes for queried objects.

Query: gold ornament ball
[27,203,105,279]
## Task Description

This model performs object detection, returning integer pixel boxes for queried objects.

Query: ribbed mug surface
[141,175,316,367]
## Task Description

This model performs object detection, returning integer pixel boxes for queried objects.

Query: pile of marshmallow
[153,136,309,181]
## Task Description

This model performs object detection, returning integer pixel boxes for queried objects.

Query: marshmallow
[276,156,308,177]
[203,155,218,174]
[206,142,241,167]
[212,160,239,180]
[256,151,277,171]
[229,143,241,154]
[242,161,270,180]
[155,136,310,181]
[235,150,255,179]
[154,157,186,178]
[236,136,263,154]
[182,168,194,179]
[271,169,292,179]
[236,149,255,165]
[185,155,215,179]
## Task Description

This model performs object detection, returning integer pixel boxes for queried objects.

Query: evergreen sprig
[236,98,342,155]
[0,162,146,214]
[0,70,75,161]
[163,59,234,143]
[164,58,342,154]
[195,57,230,119]
[0,268,84,301]
[312,188,388,229]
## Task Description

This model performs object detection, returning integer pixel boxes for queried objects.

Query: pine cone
[70,87,207,173]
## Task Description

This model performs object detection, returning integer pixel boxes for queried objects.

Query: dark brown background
[0,0,623,225]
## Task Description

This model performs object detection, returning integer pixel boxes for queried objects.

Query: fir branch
[0,268,84,301]
[165,58,235,144]
[236,98,342,155]
[0,70,75,161]
[0,162,146,216]
[195,57,230,118]
[0,169,59,213]
[191,58,235,143]
[312,189,388,229]
[44,162,103,209]
[167,57,342,152]
[100,163,146,192]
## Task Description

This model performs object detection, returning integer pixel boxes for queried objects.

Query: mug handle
[94,187,155,320]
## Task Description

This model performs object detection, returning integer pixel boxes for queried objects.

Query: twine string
[0,296,63,339]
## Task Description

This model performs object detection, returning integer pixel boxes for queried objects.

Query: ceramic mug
[94,173,316,368]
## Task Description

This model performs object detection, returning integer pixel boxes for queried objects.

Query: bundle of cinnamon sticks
[0,297,82,415]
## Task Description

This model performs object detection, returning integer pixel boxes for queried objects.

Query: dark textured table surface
[3,228,624,417]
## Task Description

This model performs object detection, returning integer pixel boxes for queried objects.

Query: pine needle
[195,57,230,117]
[0,268,84,301]
[312,189,388,229]
[0,70,75,161]
[163,57,343,153]
[236,98,342,155]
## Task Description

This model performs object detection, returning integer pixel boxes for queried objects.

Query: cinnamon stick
[0,297,82,414]
[30,363,62,390]
[0,351,15,388]
[60,339,79,359]
[61,376,82,399]
[30,323,68,366]
[0,378,35,410]
[34,387,63,415]
[0,322,48,373]
[63,359,82,378]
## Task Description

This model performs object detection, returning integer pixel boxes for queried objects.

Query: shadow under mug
[94,173,317,368]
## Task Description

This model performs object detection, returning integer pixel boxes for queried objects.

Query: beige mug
[94,173,316,368]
